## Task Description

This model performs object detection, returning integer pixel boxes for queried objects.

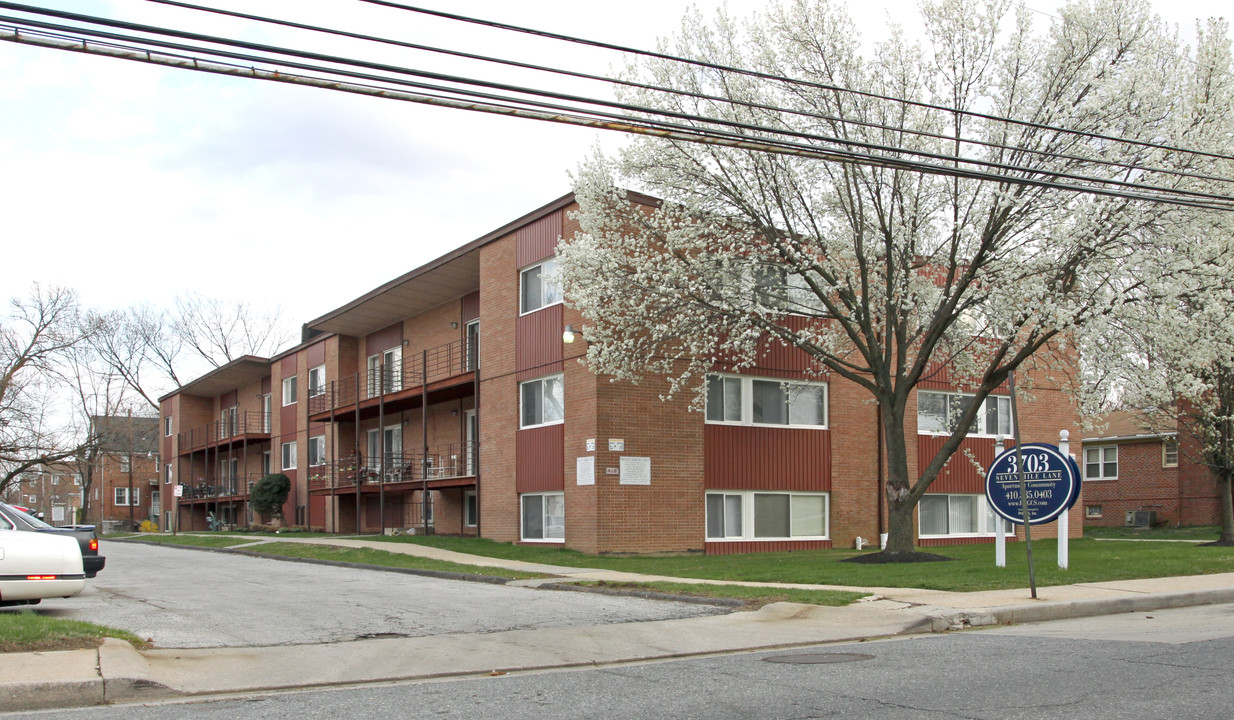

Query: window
[282,376,297,406]
[281,441,297,470]
[520,374,564,428]
[752,265,826,315]
[261,393,272,432]
[705,374,827,428]
[164,417,172,437]
[521,492,564,541]
[1085,445,1117,480]
[165,463,173,485]
[918,494,1009,537]
[917,392,1011,436]
[520,259,562,314]
[114,487,140,506]
[308,436,326,467]
[1163,440,1179,468]
[705,492,829,540]
[465,490,478,527]
[367,347,403,395]
[1086,505,1103,518]
[119,455,131,472]
[309,365,326,398]
[51,475,60,485]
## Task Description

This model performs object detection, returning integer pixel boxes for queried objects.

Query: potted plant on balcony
[251,473,291,528]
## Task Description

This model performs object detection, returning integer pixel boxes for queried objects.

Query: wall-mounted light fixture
[451,322,459,329]
[562,325,584,344]
[403,339,409,346]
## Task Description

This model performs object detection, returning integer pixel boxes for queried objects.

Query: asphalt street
[8,602,1233,720]
[27,540,725,648]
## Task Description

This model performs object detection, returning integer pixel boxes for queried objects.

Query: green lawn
[249,542,550,580]
[124,534,258,548]
[1085,525,1225,541]
[366,534,1234,592]
[578,581,867,608]
[0,611,147,653]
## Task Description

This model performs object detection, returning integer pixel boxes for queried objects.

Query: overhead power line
[0,2,1231,211]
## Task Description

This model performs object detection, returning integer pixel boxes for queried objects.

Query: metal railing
[178,412,272,451]
[307,441,476,491]
[307,337,477,415]
[181,474,260,500]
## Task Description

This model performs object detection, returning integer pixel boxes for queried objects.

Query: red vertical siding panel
[917,435,1001,493]
[220,390,237,408]
[365,324,403,355]
[704,426,830,491]
[515,304,564,380]
[516,424,565,492]
[462,291,480,322]
[307,340,326,367]
[515,211,563,267]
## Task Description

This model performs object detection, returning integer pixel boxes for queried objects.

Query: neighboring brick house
[3,462,83,525]
[1081,409,1227,527]
[159,192,1082,552]
[89,415,160,532]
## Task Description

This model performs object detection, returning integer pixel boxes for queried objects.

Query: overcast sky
[2,0,1228,331]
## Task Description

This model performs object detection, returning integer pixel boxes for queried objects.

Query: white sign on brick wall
[619,456,651,485]
[576,456,595,486]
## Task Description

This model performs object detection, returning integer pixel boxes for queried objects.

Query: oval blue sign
[985,443,1081,525]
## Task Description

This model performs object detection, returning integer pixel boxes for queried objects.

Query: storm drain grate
[763,652,875,665]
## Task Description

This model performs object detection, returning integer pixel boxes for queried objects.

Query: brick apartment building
[89,415,160,532]
[1081,409,1228,527]
[158,192,1082,553]
[3,462,83,525]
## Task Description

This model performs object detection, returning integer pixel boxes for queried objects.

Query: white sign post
[1058,430,1070,570]
[993,436,1006,568]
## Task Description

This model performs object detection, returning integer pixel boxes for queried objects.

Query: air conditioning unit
[1127,510,1157,528]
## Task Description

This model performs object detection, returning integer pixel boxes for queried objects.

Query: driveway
[26,541,725,648]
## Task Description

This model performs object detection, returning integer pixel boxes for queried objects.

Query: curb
[933,586,1234,629]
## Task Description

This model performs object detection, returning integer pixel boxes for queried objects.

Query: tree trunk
[1219,468,1234,545]
[882,404,917,554]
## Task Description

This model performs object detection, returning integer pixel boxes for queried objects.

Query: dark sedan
[0,503,105,578]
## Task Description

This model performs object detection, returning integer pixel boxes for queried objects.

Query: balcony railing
[181,474,261,500]
[308,441,476,491]
[178,412,272,451]
[308,337,477,415]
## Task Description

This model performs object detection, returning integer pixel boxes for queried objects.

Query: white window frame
[308,365,326,398]
[1162,439,1179,468]
[916,391,1012,437]
[918,493,1010,538]
[119,454,131,473]
[1086,504,1103,518]
[165,463,173,485]
[308,436,326,467]
[1085,445,1118,481]
[281,441,298,471]
[520,374,564,429]
[751,264,827,315]
[282,376,297,406]
[114,487,140,507]
[520,491,565,542]
[464,490,478,527]
[704,491,830,541]
[367,347,403,395]
[164,416,172,437]
[704,374,828,429]
[519,258,562,315]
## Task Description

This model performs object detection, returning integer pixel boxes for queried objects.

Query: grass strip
[574,581,867,609]
[247,542,551,581]
[1085,525,1223,540]
[123,534,258,549]
[0,611,148,653]
[366,535,1234,592]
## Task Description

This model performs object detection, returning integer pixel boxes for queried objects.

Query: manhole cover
[764,653,875,665]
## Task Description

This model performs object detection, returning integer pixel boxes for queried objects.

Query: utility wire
[5,18,1229,212]
[356,0,1234,164]
[141,0,1234,189]
[3,5,1231,208]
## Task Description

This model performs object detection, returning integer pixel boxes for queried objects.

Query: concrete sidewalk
[4,536,1233,712]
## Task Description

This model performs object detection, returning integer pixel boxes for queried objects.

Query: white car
[0,513,85,606]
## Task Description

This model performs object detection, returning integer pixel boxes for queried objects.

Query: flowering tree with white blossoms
[557,0,1234,556]
[1083,277,1234,545]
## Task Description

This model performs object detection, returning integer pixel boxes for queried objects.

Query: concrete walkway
[4,536,1234,712]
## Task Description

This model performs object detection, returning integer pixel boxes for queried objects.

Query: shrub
[138,519,159,533]
[250,473,291,522]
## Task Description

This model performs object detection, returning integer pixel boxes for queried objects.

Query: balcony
[308,337,477,418]
[177,412,272,453]
[180,474,260,501]
[308,441,476,493]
